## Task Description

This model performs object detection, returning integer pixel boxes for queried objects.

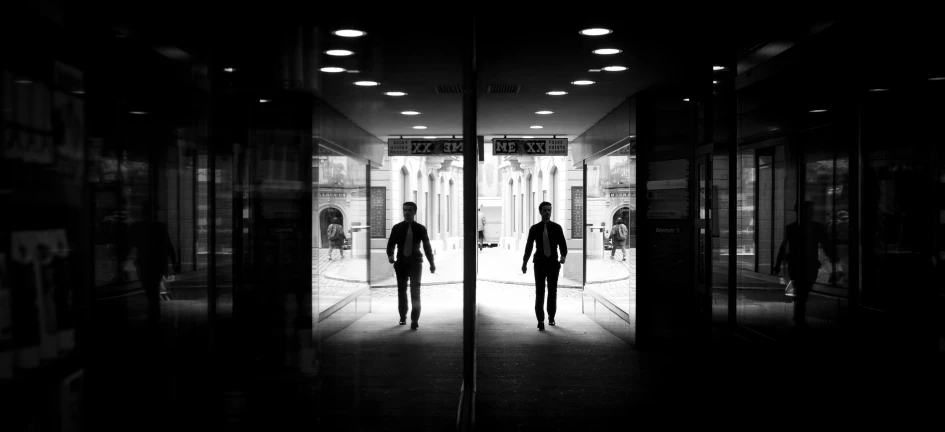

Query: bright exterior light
[571,80,595,85]
[423,136,437,139]
[325,49,354,56]
[320,67,346,73]
[522,136,535,138]
[546,91,568,96]
[334,29,366,37]
[530,125,543,129]
[809,109,828,113]
[580,28,613,36]
[401,111,420,115]
[593,48,622,55]
[713,66,725,71]
[603,66,627,71]
[536,111,554,115]
[413,126,427,129]
[354,81,379,86]
[385,92,407,96]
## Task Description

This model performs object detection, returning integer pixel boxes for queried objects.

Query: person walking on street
[386,202,436,330]
[610,218,628,261]
[327,217,345,261]
[522,202,567,331]
[477,205,487,252]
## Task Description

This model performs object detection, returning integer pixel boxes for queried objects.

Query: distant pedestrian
[327,217,345,260]
[610,218,628,261]
[478,205,486,251]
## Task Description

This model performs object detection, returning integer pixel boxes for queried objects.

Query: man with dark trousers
[522,201,567,330]
[387,201,435,329]
[773,201,836,330]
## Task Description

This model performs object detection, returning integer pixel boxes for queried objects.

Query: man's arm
[522,225,535,264]
[818,224,837,263]
[557,224,568,261]
[773,227,788,273]
[386,224,397,261]
[421,227,436,272]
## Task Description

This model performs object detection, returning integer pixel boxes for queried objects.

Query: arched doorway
[319,207,343,247]
[612,207,635,247]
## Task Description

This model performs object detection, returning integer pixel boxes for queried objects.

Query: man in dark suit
[522,201,568,331]
[773,201,836,330]
[386,201,436,330]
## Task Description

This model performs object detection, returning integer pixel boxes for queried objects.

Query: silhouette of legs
[533,262,560,324]
[395,261,423,324]
[794,281,813,329]
[141,277,162,324]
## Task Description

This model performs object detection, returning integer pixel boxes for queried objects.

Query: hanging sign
[388,139,464,156]
[491,138,568,156]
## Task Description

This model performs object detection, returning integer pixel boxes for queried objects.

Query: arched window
[401,165,410,209]
[549,165,558,221]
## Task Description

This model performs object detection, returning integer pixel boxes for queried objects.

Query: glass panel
[711,153,730,326]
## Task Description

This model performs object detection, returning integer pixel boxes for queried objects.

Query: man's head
[332,217,340,224]
[403,201,418,221]
[794,201,815,220]
[538,201,552,221]
[616,217,623,224]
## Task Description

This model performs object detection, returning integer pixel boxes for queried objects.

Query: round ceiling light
[530,125,544,129]
[603,66,627,72]
[713,66,725,71]
[385,91,407,96]
[320,67,346,73]
[593,48,622,55]
[683,98,690,102]
[334,29,366,37]
[928,77,945,81]
[325,49,354,56]
[401,111,420,115]
[412,126,427,129]
[223,67,235,73]
[354,81,380,86]
[580,28,613,36]
[571,80,595,85]
[259,99,270,103]
[546,91,568,96]
[536,111,554,115]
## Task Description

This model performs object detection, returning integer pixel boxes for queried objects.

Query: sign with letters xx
[491,138,568,156]
[388,139,465,156]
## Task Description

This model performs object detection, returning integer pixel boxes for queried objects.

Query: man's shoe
[549,318,555,326]
[410,321,419,330]
[399,318,407,325]
[537,321,545,331]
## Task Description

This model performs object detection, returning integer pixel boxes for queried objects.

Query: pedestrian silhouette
[326,217,345,260]
[610,217,628,261]
[386,202,435,329]
[773,201,836,330]
[522,201,567,330]
[127,202,180,324]
[478,205,486,252]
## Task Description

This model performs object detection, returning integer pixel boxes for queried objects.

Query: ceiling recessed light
[869,88,889,92]
[223,67,235,73]
[713,80,719,84]
[593,48,622,55]
[413,126,427,129]
[259,99,270,103]
[769,127,779,131]
[401,111,420,115]
[354,81,380,86]
[522,136,535,139]
[325,49,354,56]
[713,66,725,71]
[546,91,568,96]
[536,111,554,115]
[580,28,613,36]
[14,79,32,84]
[320,67,346,73]
[129,111,148,115]
[334,29,366,37]
[928,77,945,81]
[530,125,544,129]
[809,109,828,113]
[683,98,690,102]
[571,80,595,85]
[423,136,437,139]
[589,69,602,73]
[603,66,627,72]
[385,92,407,96]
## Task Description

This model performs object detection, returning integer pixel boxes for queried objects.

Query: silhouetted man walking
[387,202,435,329]
[522,202,567,330]
[610,217,628,261]
[773,201,836,330]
